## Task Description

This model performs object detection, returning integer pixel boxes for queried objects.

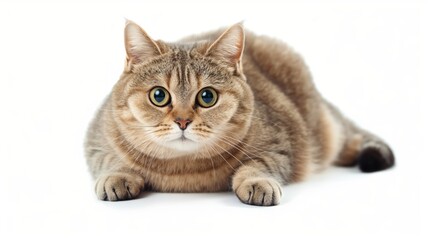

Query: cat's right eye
[149,87,171,107]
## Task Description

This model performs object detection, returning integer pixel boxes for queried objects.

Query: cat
[85,20,394,206]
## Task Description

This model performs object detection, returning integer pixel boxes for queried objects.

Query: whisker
[201,146,218,178]
[215,136,261,165]
[206,144,236,172]
[210,140,245,167]
[220,134,270,154]
[193,128,267,169]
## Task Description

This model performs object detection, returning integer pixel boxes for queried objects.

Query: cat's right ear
[124,20,162,72]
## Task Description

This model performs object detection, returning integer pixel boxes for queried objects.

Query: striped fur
[85,21,394,206]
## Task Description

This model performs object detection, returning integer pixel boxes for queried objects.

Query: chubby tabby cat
[85,20,394,206]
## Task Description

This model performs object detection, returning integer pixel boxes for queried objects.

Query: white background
[0,0,427,239]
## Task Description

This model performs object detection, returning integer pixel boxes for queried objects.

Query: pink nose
[174,118,192,130]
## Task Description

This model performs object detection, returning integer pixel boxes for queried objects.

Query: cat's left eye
[197,88,218,108]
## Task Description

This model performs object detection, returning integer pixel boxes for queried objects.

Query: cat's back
[242,31,321,125]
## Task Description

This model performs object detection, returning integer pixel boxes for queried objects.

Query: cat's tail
[329,105,395,172]
[346,132,395,172]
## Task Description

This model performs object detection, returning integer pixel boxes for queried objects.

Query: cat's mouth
[156,131,202,153]
[172,137,194,143]
[168,132,196,143]
[177,132,195,142]
[180,135,190,141]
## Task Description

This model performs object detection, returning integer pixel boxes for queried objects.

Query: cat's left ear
[205,23,245,75]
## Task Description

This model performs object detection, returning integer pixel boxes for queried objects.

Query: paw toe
[235,178,282,206]
[95,173,143,201]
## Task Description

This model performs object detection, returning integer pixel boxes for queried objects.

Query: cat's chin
[163,138,201,153]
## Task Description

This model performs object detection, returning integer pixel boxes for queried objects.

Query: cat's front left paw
[234,177,282,206]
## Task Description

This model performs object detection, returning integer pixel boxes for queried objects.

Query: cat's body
[85,21,394,206]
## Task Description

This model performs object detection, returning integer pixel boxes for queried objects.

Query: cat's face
[112,21,253,159]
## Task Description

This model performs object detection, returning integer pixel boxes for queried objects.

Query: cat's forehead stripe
[170,49,188,86]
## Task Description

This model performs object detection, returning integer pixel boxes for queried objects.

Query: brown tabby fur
[85,21,394,206]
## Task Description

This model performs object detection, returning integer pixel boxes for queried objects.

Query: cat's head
[111,20,253,159]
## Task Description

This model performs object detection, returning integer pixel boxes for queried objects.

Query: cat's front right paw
[234,177,282,206]
[95,173,144,201]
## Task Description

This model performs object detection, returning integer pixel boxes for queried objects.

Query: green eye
[197,88,218,108]
[149,87,170,107]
